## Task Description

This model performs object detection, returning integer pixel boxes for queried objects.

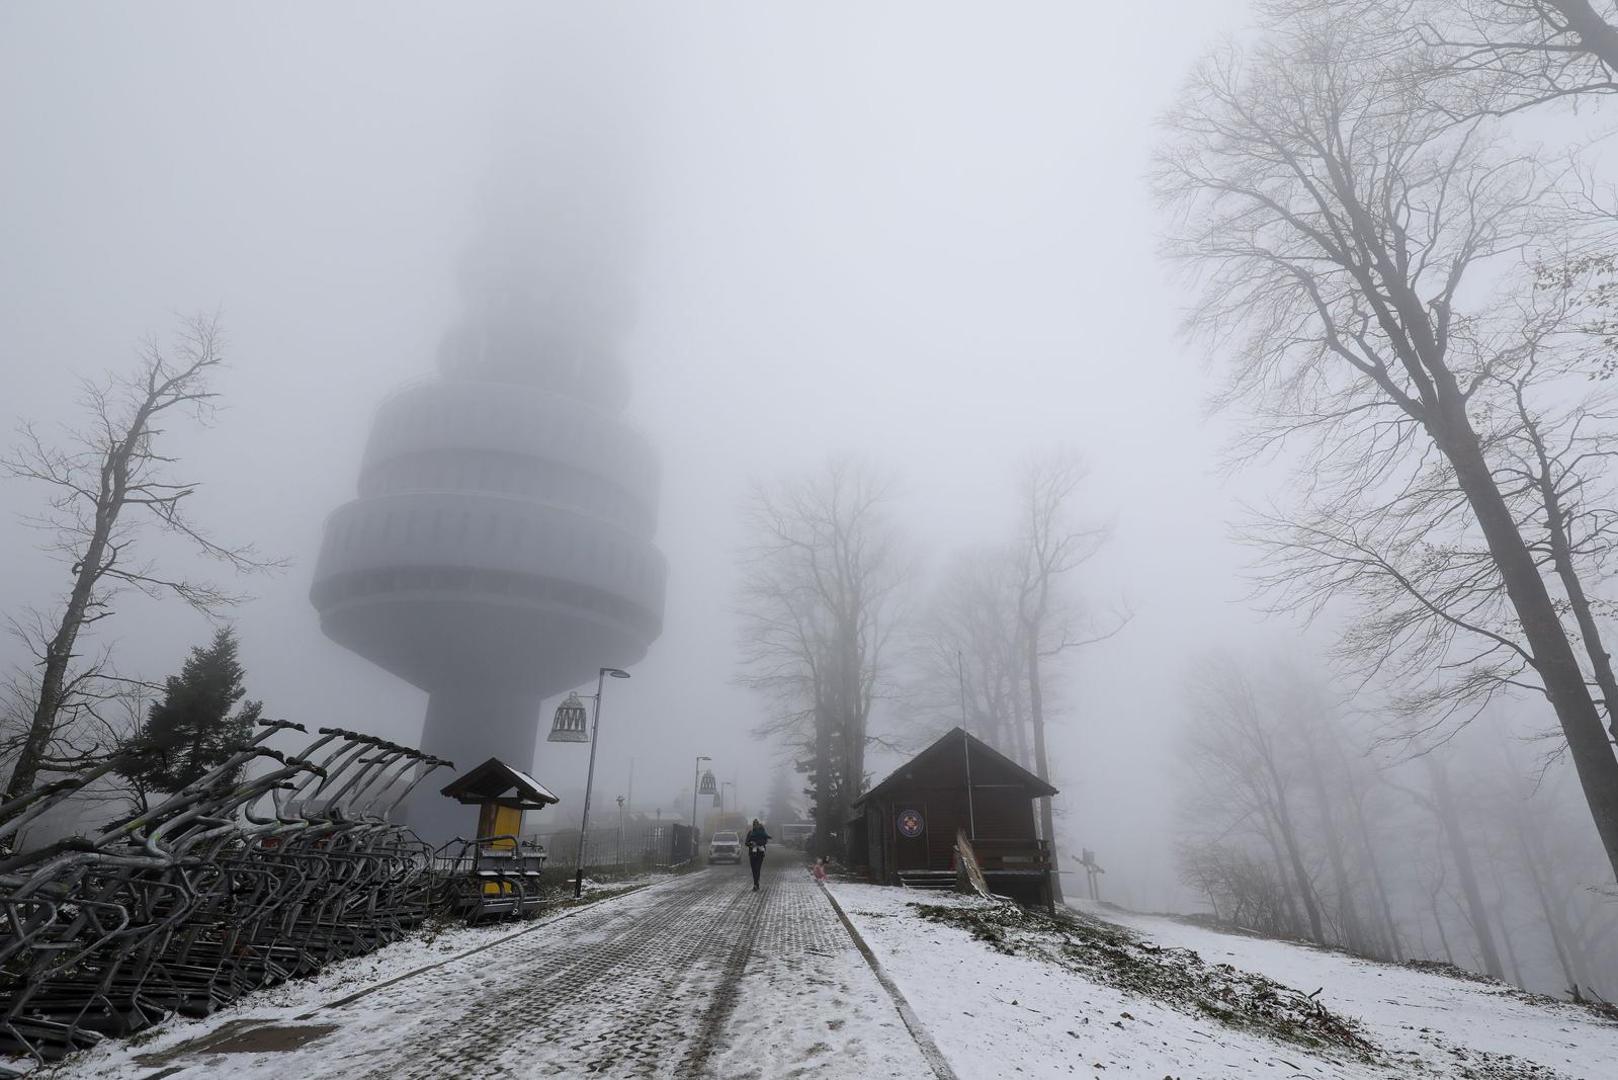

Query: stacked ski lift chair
[266,730,448,970]
[0,720,311,1068]
[0,759,155,1070]
[0,721,451,1074]
[89,726,323,1025]
[158,728,443,1012]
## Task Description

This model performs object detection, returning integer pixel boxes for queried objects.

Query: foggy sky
[0,1,1269,907]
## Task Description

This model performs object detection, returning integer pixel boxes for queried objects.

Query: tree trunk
[4,492,117,800]
[1260,818,1305,937]
[1303,730,1368,953]
[1026,633,1063,905]
[1517,810,1590,993]
[1425,756,1505,980]
[1260,751,1325,943]
[1492,887,1525,989]
[1347,774,1403,959]
[1326,718,1404,959]
[1431,894,1456,966]
[1548,0,1618,72]
[1008,670,1031,769]
[814,697,834,858]
[1440,421,1618,882]
[1530,435,1618,744]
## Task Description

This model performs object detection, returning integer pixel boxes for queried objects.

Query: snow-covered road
[60,863,936,1080]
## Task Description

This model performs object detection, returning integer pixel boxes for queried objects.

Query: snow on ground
[831,883,1386,1080]
[21,867,933,1080]
[21,868,1613,1079]
[830,883,1618,1080]
[1100,902,1618,1080]
[694,874,934,1080]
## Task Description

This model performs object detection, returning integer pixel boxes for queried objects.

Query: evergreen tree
[762,764,798,825]
[122,628,261,794]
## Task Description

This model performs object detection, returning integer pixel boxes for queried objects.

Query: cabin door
[893,803,929,871]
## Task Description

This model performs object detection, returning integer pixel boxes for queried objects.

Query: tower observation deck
[310,275,666,841]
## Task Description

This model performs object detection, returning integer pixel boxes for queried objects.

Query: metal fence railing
[525,821,696,874]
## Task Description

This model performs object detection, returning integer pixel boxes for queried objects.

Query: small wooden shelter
[847,727,1058,910]
[440,757,559,840]
[439,758,559,918]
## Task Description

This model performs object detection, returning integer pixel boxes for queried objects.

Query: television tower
[310,213,665,841]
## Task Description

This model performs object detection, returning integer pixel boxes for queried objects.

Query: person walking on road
[744,819,771,891]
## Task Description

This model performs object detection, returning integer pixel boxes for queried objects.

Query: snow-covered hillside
[830,883,1618,1079]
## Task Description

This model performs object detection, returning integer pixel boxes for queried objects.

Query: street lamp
[567,667,630,898]
[692,756,713,856]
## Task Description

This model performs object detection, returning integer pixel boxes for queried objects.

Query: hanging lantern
[547,692,590,743]
[697,769,717,795]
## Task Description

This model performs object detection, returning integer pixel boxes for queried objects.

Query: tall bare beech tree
[1013,450,1127,903]
[738,458,905,855]
[906,545,1031,765]
[1157,8,1618,880]
[1,315,275,801]
[1183,654,1327,942]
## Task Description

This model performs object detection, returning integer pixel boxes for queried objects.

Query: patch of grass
[911,898,1381,1063]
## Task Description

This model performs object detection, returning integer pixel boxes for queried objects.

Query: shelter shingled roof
[440,757,560,810]
[853,726,1057,808]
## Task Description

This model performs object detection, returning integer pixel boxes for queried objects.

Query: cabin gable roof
[853,727,1058,807]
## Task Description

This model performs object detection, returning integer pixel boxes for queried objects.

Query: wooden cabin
[847,727,1058,910]
[439,758,558,918]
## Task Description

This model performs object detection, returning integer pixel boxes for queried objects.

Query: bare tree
[1403,754,1508,979]
[1013,450,1128,904]
[904,544,1031,765]
[1158,6,1618,879]
[1179,840,1300,935]
[737,457,906,855]
[1277,668,1382,956]
[1,315,277,801]
[1183,654,1328,942]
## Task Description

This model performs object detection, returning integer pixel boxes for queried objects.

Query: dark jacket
[745,825,771,851]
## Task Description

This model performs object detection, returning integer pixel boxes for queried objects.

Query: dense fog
[4,1,1615,1001]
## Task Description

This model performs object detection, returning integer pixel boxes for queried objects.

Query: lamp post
[572,666,630,898]
[692,756,712,858]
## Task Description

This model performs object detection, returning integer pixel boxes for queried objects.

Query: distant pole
[627,757,635,814]
[957,650,968,729]
[963,728,977,840]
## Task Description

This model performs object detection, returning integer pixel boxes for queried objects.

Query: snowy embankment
[1103,903,1616,1079]
[829,883,1618,1080]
